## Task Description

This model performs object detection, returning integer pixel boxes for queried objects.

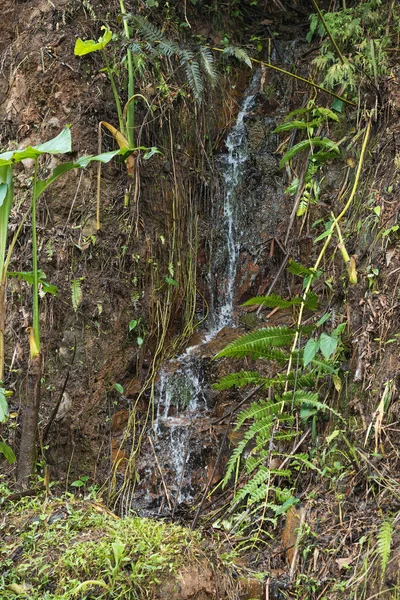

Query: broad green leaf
[274,496,299,515]
[35,150,121,197]
[165,277,178,286]
[114,383,124,394]
[74,26,113,56]
[0,183,7,208]
[332,322,346,337]
[319,333,337,359]
[0,127,72,166]
[7,270,57,295]
[316,312,330,327]
[0,388,8,422]
[303,338,319,366]
[314,227,333,243]
[129,320,139,332]
[279,137,339,168]
[0,441,16,463]
[35,126,72,154]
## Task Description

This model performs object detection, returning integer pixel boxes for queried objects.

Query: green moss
[0,489,202,599]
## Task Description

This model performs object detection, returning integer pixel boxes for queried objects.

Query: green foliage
[0,492,202,599]
[214,263,346,528]
[377,518,393,580]
[307,0,397,95]
[275,101,340,218]
[71,278,83,313]
[129,14,218,103]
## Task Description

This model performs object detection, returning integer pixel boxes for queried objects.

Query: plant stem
[284,119,372,392]
[102,50,125,136]
[212,47,356,106]
[311,0,347,65]
[31,161,40,353]
[120,0,135,147]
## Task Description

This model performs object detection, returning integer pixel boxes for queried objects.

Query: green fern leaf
[216,327,295,359]
[213,371,262,390]
[377,519,393,580]
[158,39,180,57]
[223,46,252,68]
[199,47,217,86]
[281,390,344,420]
[236,399,284,429]
[180,50,203,103]
[130,14,164,43]
[287,260,314,277]
[279,137,340,168]
[242,294,301,309]
[71,279,83,312]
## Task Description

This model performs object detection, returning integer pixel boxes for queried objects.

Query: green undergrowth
[0,484,203,599]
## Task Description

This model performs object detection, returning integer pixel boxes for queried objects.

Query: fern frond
[281,390,344,420]
[377,519,393,580]
[180,50,203,103]
[71,279,82,312]
[287,260,314,277]
[236,399,284,429]
[279,137,340,168]
[158,39,180,57]
[223,420,274,486]
[213,371,263,390]
[242,294,302,309]
[130,14,164,43]
[223,45,252,68]
[199,47,217,87]
[216,327,296,359]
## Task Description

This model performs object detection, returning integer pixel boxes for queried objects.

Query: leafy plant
[213,281,345,531]
[307,0,398,97]
[377,517,393,581]
[274,101,340,218]
[0,126,120,482]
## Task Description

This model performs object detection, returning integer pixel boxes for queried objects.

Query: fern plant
[274,101,340,218]
[128,14,218,103]
[377,517,393,581]
[307,0,398,98]
[213,267,345,534]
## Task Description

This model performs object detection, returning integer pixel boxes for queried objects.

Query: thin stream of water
[153,76,259,503]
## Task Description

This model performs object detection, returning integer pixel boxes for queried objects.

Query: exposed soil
[1,1,400,599]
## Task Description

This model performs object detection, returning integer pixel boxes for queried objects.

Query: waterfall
[151,75,259,507]
[215,84,258,329]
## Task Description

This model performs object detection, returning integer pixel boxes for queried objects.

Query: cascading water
[215,81,259,329]
[151,75,259,507]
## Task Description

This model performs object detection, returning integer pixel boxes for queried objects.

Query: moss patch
[0,486,212,599]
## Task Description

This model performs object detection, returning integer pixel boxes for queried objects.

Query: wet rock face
[130,82,292,516]
[212,91,289,312]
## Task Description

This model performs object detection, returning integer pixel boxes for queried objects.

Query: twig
[212,47,355,106]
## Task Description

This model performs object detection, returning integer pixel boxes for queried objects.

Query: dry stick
[212,47,356,107]
[311,0,346,65]
[284,119,372,395]
[191,414,232,529]
[148,434,172,511]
